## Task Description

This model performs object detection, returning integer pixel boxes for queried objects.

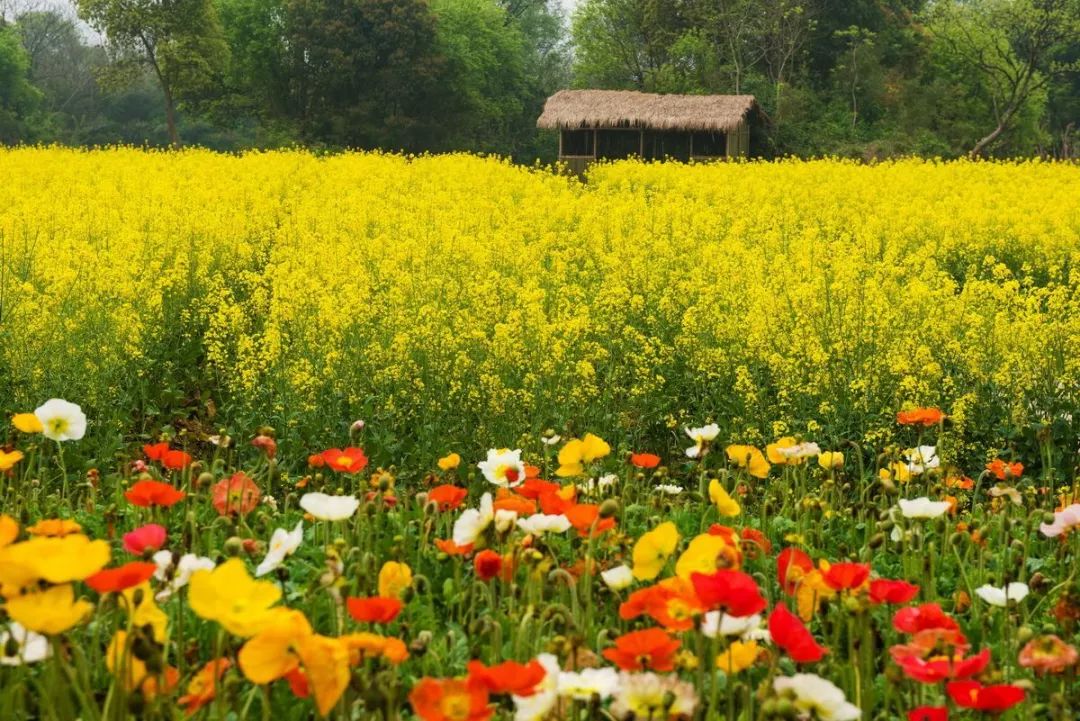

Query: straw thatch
[536,90,757,132]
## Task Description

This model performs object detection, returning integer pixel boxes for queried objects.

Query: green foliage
[0,21,40,142]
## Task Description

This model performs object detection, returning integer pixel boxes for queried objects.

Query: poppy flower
[708,479,741,516]
[178,658,231,715]
[892,604,961,636]
[211,473,261,516]
[986,458,1022,481]
[161,450,192,470]
[690,570,767,617]
[25,518,82,537]
[631,522,679,581]
[777,547,814,595]
[437,453,461,471]
[474,550,503,581]
[556,433,610,477]
[565,503,614,537]
[307,454,325,468]
[320,447,369,474]
[6,584,94,635]
[251,435,277,459]
[892,648,990,683]
[602,628,681,671]
[869,579,920,604]
[946,681,1024,712]
[724,444,771,479]
[619,578,705,631]
[822,562,870,592]
[630,453,661,469]
[466,659,547,696]
[85,562,158,593]
[346,596,404,624]
[1018,634,1079,674]
[538,486,577,515]
[492,489,536,516]
[676,533,742,580]
[435,539,473,556]
[123,524,167,555]
[907,708,947,721]
[738,527,772,556]
[188,558,282,637]
[427,484,468,511]
[896,407,944,426]
[409,677,492,721]
[125,480,186,508]
[518,477,560,500]
[768,603,827,663]
[378,561,413,599]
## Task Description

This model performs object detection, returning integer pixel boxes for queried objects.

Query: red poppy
[538,487,576,515]
[517,477,559,500]
[823,562,870,592]
[620,579,705,631]
[896,408,944,426]
[435,539,474,556]
[777,547,814,595]
[892,604,961,636]
[320,447,369,474]
[212,472,261,516]
[869,579,920,604]
[284,668,309,699]
[409,678,492,721]
[602,628,681,671]
[143,442,169,461]
[85,561,158,593]
[565,504,614,537]
[251,435,277,459]
[366,490,398,507]
[946,681,1025,712]
[123,524,167,555]
[161,449,193,471]
[892,648,990,683]
[466,659,547,697]
[307,454,325,468]
[690,570,767,617]
[347,596,404,624]
[739,527,773,556]
[630,453,661,469]
[907,708,948,721]
[768,603,827,663]
[125,479,186,508]
[474,550,503,581]
[986,459,1023,481]
[427,485,468,511]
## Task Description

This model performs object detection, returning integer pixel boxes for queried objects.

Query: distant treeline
[1,0,1078,160]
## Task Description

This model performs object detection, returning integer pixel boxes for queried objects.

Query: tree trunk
[970,121,1007,158]
[162,81,181,148]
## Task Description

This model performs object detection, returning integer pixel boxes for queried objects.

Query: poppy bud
[224,536,244,556]
[598,499,619,519]
[4,636,19,658]
[196,472,214,489]
[1016,625,1034,643]
[775,697,798,719]
[949,532,966,546]
[132,588,145,606]
[868,533,885,548]
[1042,512,1057,525]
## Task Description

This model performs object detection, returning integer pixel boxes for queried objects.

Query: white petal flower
[541,435,562,446]
[495,509,519,533]
[453,493,494,546]
[905,445,940,474]
[610,672,697,720]
[898,497,950,519]
[601,565,634,591]
[558,667,619,700]
[477,448,526,488]
[1040,503,1080,537]
[256,521,304,576]
[34,398,87,442]
[154,552,214,600]
[775,442,821,460]
[975,582,1029,607]
[517,514,571,536]
[655,484,684,495]
[773,674,860,721]
[299,492,359,521]
[685,423,720,458]
[0,623,50,665]
[512,654,560,721]
[702,611,765,640]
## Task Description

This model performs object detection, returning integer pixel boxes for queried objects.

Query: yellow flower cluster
[2,148,1078,454]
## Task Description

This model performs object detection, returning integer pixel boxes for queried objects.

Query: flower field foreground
[1,149,1080,467]
[0,404,1079,721]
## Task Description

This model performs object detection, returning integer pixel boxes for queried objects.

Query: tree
[0,19,41,142]
[930,0,1080,156]
[76,0,230,146]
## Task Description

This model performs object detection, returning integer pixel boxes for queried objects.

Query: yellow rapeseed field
[1,147,1079,463]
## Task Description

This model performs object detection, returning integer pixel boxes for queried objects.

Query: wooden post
[558,129,563,160]
[639,130,644,158]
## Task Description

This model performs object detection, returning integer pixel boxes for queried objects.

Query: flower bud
[598,499,619,519]
[224,536,244,556]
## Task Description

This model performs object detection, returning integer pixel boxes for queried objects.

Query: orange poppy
[347,596,404,624]
[466,659,547,697]
[630,453,661,469]
[538,486,577,515]
[212,473,261,516]
[565,504,615,537]
[518,478,560,500]
[125,480,186,508]
[492,489,536,516]
[896,408,944,426]
[619,578,704,631]
[427,485,468,511]
[986,459,1023,481]
[409,677,492,721]
[320,447,369,474]
[435,539,474,556]
[602,628,681,671]
[177,658,231,715]
[26,518,83,537]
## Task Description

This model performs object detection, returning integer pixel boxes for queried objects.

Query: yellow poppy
[0,514,17,547]
[766,437,799,465]
[12,413,43,434]
[6,583,93,634]
[795,564,837,621]
[25,518,83,537]
[437,453,461,471]
[188,558,282,637]
[631,521,679,581]
[122,582,169,642]
[106,631,148,691]
[725,445,771,479]
[555,433,611,477]
[675,533,742,579]
[238,609,312,683]
[0,450,23,471]
[341,633,409,665]
[708,479,741,517]
[0,534,110,592]
[717,640,760,674]
[818,451,844,470]
[296,635,351,716]
[880,461,911,484]
[377,561,413,599]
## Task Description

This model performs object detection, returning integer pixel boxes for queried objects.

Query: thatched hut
[537,90,761,173]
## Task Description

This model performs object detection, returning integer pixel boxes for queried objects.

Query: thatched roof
[537,90,757,132]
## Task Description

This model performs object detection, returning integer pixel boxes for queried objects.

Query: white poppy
[904,446,940,475]
[494,509,519,533]
[34,398,87,442]
[558,667,620,700]
[1040,503,1080,537]
[256,521,304,576]
[477,448,526,488]
[512,653,559,721]
[541,435,562,446]
[685,424,720,458]
[601,565,634,591]
[610,672,697,720]
[453,493,494,546]
[775,442,822,460]
[299,492,359,521]
[773,674,860,721]
[655,484,684,495]
[898,497,951,519]
[975,582,1029,607]
[153,551,215,600]
[702,612,766,640]
[0,623,50,665]
[516,514,571,536]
